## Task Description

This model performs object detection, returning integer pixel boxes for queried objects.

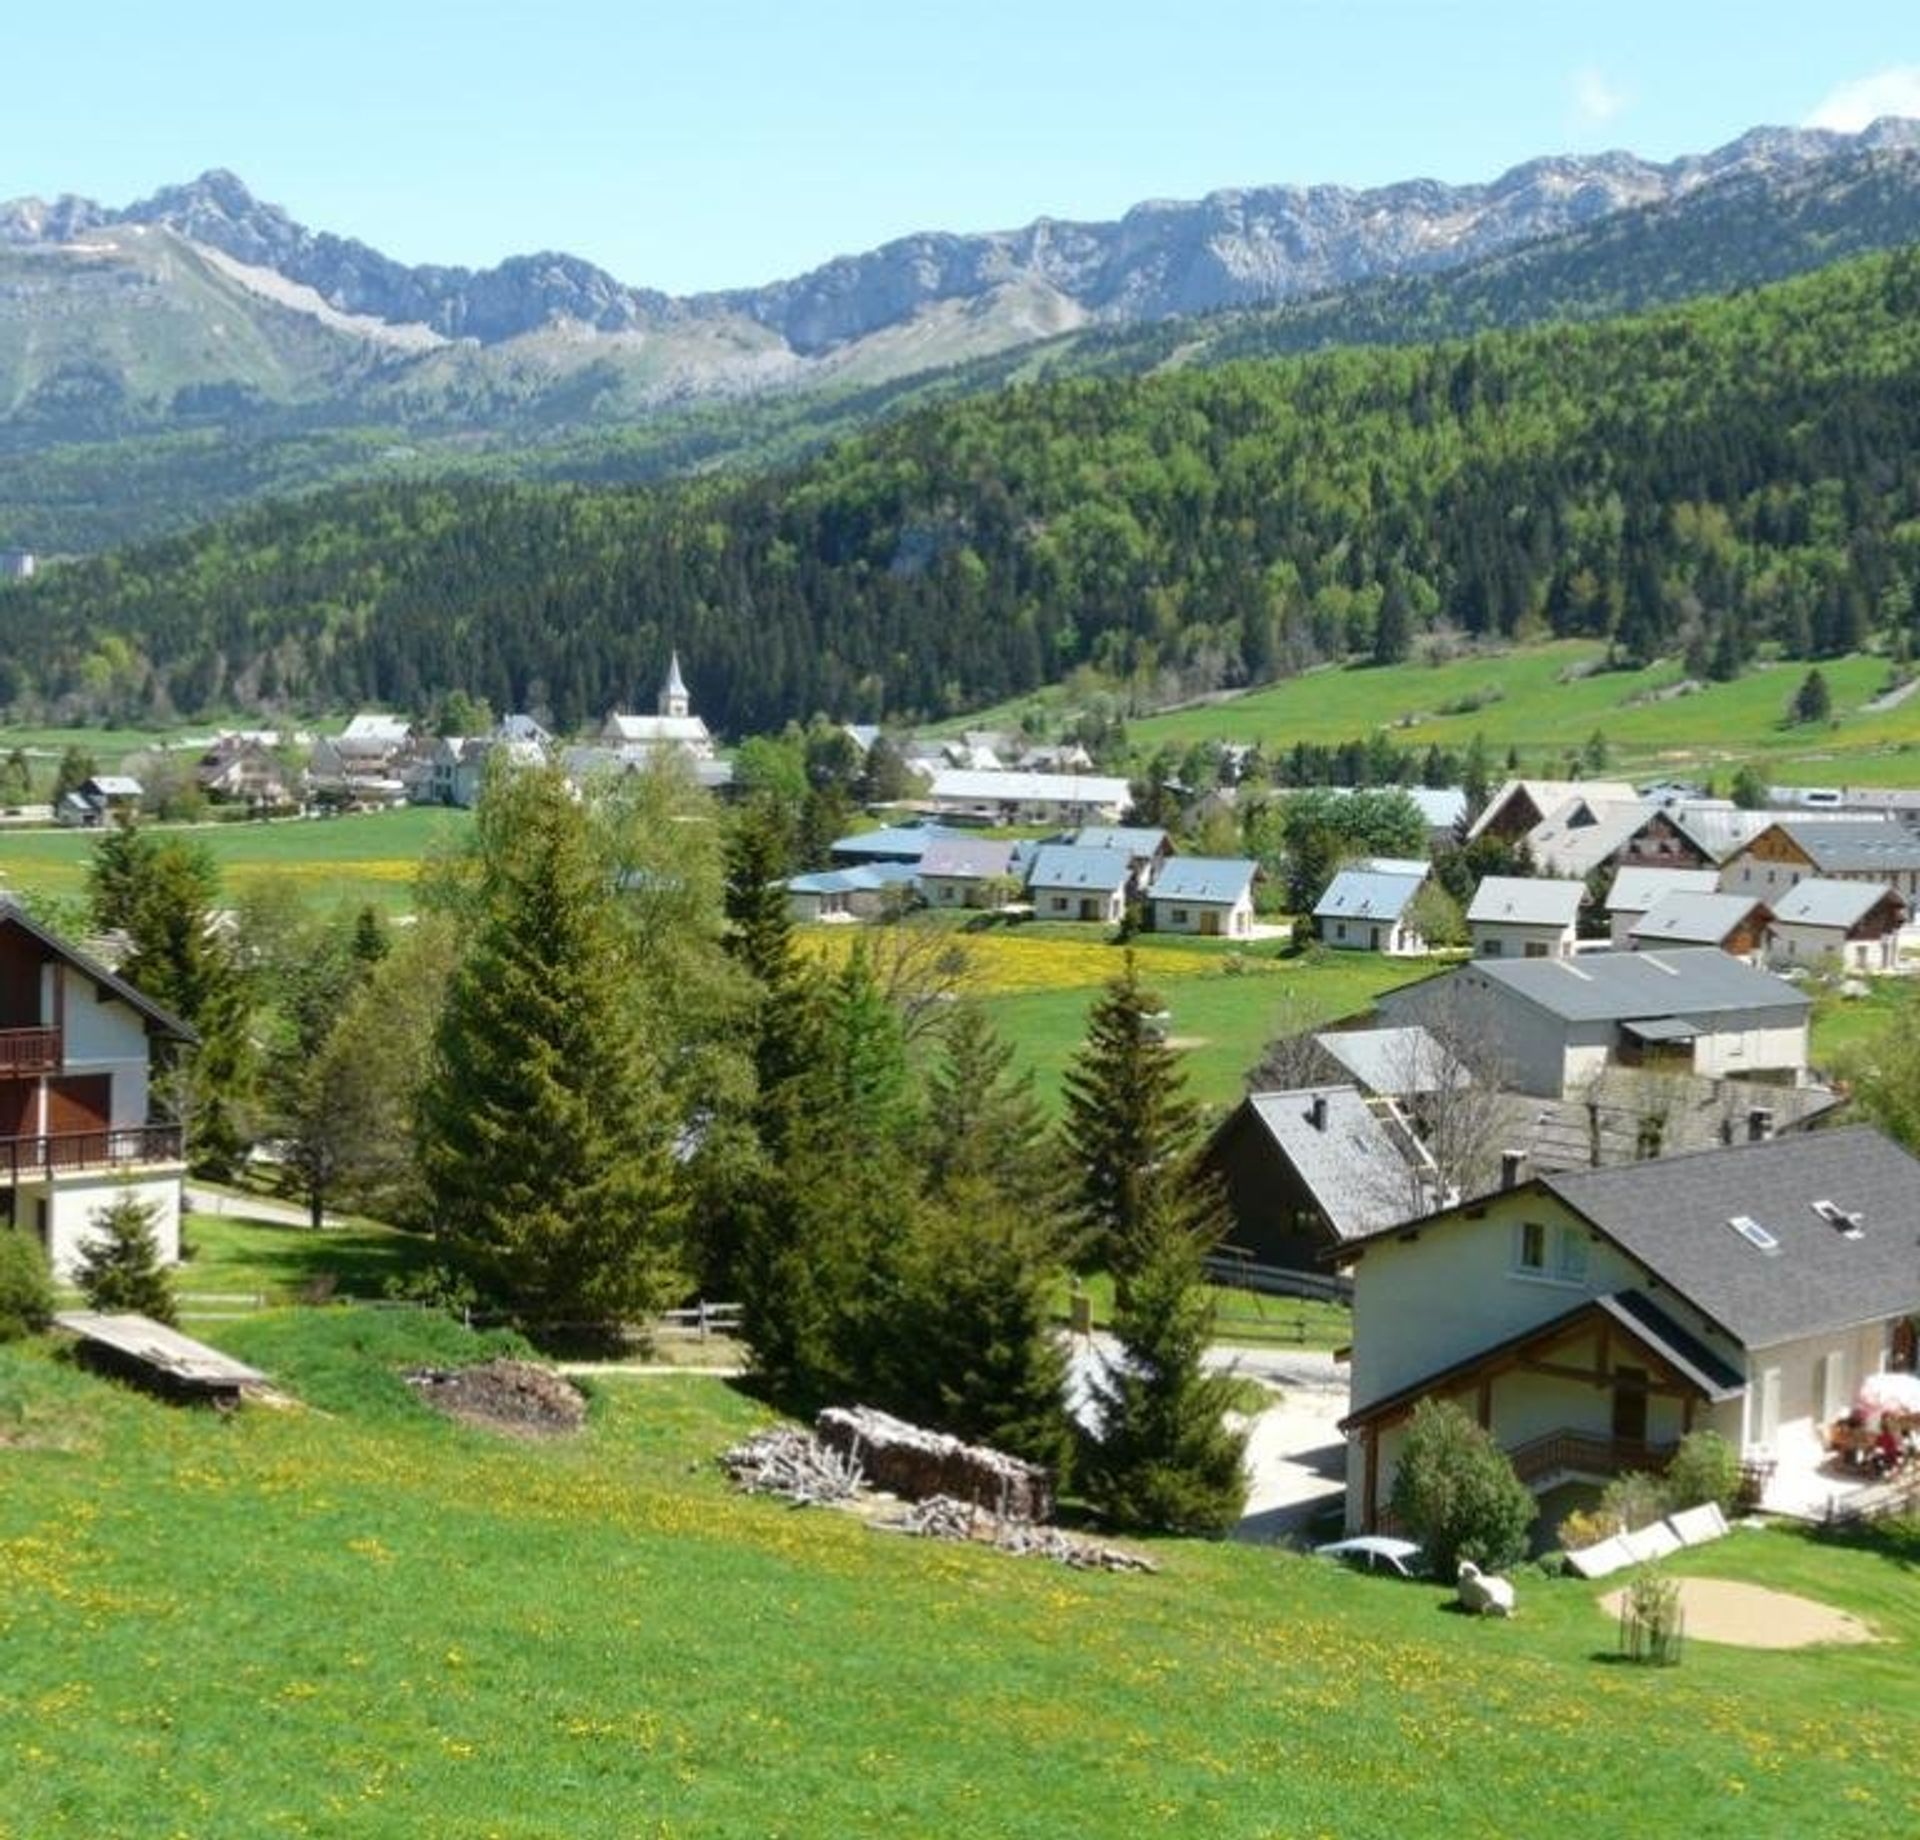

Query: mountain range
[5,117,1920,552]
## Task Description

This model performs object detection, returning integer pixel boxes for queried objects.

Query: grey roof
[1314,868,1425,923]
[929,768,1131,807]
[1072,826,1169,857]
[1459,947,1808,1024]
[1468,778,1638,841]
[1024,844,1133,895]
[1779,819,1920,874]
[1630,891,1767,946]
[1526,797,1650,877]
[1466,875,1584,927]
[1311,1026,1468,1098]
[1769,877,1900,930]
[1543,1126,1920,1348]
[86,775,144,798]
[1241,1087,1419,1240]
[1147,856,1258,906]
[1606,866,1721,914]
[1357,856,1431,878]
[1656,805,1774,863]
[918,838,1017,880]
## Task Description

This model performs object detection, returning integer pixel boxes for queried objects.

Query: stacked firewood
[720,1427,864,1505]
[815,1405,1055,1522]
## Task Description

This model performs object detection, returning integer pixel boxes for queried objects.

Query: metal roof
[1466,875,1584,927]
[1778,819,1920,873]
[1769,877,1899,930]
[1525,798,1651,878]
[1605,865,1721,913]
[1629,891,1766,945]
[1072,826,1169,856]
[1311,1025,1468,1097]
[1454,947,1808,1024]
[829,823,961,862]
[929,769,1131,806]
[918,838,1017,880]
[1147,856,1258,906]
[1024,844,1133,894]
[1314,868,1425,922]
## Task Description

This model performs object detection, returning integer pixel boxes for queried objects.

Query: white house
[1605,865,1721,947]
[0,900,194,1280]
[1313,867,1430,955]
[599,653,715,760]
[1467,876,1584,960]
[927,769,1131,827]
[1024,845,1132,924]
[1374,949,1811,1099]
[1339,1127,1920,1531]
[1145,857,1260,938]
[1720,818,1920,904]
[1628,891,1772,964]
[1765,878,1907,973]
[916,837,1020,909]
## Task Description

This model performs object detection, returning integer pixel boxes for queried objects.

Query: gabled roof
[1647,804,1774,864]
[1630,891,1769,947]
[1311,1025,1468,1098]
[1606,865,1721,913]
[1467,778,1638,841]
[1314,868,1425,923]
[340,712,412,745]
[1024,844,1132,895]
[602,714,712,745]
[1147,856,1259,906]
[1235,1087,1421,1240]
[1452,948,1808,1024]
[929,769,1131,807]
[1466,875,1584,928]
[85,775,144,799]
[1770,876,1902,930]
[786,862,918,898]
[1541,1126,1920,1347]
[1777,819,1920,874]
[1072,826,1169,857]
[829,823,961,863]
[1525,797,1650,878]
[918,838,1017,880]
[0,899,196,1043]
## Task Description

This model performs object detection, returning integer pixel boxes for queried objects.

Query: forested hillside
[5,247,1920,735]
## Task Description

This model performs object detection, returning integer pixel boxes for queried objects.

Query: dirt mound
[406,1359,587,1438]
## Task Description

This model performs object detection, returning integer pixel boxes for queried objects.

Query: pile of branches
[720,1427,863,1505]
[874,1494,1159,1574]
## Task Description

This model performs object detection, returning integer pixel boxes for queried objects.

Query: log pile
[720,1427,863,1505]
[815,1405,1055,1522]
[874,1494,1159,1574]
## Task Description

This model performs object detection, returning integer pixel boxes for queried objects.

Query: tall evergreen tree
[418,767,684,1334]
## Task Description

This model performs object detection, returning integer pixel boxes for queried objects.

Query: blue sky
[7,3,1918,293]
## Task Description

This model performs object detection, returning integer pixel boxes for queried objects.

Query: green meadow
[2,1308,1916,1839]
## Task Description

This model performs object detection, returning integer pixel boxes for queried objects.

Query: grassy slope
[1,1311,1916,1838]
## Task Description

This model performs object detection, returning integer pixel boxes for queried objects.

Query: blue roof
[1073,826,1170,856]
[787,862,919,896]
[1314,868,1425,922]
[829,823,962,863]
[1147,856,1259,905]
[1026,844,1133,894]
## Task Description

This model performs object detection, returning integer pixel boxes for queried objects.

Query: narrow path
[185,1183,339,1230]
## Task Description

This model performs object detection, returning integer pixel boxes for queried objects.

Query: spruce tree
[74,1192,176,1324]
[418,767,684,1335]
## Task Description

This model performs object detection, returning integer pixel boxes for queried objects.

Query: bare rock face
[815,1405,1054,1523]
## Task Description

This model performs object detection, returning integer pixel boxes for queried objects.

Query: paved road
[185,1184,339,1230]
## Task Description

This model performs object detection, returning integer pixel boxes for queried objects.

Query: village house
[1338,1126,1920,1532]
[1374,949,1812,1099]
[1023,844,1132,924]
[1144,856,1260,938]
[926,768,1131,827]
[1720,817,1920,904]
[1071,826,1172,896]
[599,653,716,761]
[1313,865,1430,955]
[195,739,297,813]
[55,776,144,829]
[1467,778,1638,844]
[1466,876,1584,960]
[915,837,1021,909]
[1628,891,1772,964]
[783,862,917,922]
[1765,878,1907,973]
[1522,792,1651,881]
[829,822,964,869]
[307,712,415,808]
[0,900,193,1280]
[1605,864,1721,946]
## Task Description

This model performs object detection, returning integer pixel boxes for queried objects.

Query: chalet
[1024,845,1132,924]
[1605,865,1721,947]
[1616,803,1768,873]
[1144,857,1260,938]
[1308,1025,1470,1101]
[1072,827,1172,895]
[1522,794,1650,881]
[926,769,1131,827]
[196,741,296,813]
[1628,892,1772,964]
[1339,1127,1920,1531]
[1720,818,1920,904]
[1202,1086,1434,1273]
[426,734,548,809]
[1467,779,1637,845]
[1765,879,1907,973]
[1466,876,1584,960]
[0,900,194,1280]
[1313,866,1429,955]
[56,776,144,829]
[1374,950,1811,1099]
[916,837,1020,909]
[600,654,715,761]
[308,714,414,807]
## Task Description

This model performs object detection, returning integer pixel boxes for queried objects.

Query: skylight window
[1811,1199,1865,1239]
[1728,1214,1780,1254]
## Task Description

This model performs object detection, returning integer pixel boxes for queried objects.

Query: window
[1516,1220,1547,1273]
[1553,1224,1589,1282]
[1524,941,1550,958]
[1516,1219,1588,1282]
[1481,938,1504,957]
[1172,908,1189,924]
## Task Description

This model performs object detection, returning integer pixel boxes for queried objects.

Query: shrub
[73,1192,176,1324]
[1598,1470,1669,1534]
[0,1230,54,1341]
[1663,1430,1741,1515]
[1556,1505,1619,1552]
[1389,1398,1535,1573]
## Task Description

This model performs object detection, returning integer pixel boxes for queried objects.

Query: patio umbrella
[1853,1371,1920,1419]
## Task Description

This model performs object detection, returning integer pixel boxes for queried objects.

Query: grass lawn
[174,1209,438,1309]
[2,1309,1917,1838]
[0,805,471,913]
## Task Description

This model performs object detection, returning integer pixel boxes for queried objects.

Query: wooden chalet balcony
[0,1027,60,1076]
[1506,1429,1678,1489]
[0,1125,184,1180]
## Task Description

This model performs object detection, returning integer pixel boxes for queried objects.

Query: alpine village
[12,107,1920,1840]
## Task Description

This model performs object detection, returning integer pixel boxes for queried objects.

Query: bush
[73,1192,176,1324]
[1663,1430,1741,1515]
[1598,1470,1669,1534]
[0,1230,54,1341]
[1389,1398,1535,1573]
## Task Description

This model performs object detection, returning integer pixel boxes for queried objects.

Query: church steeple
[659,650,690,719]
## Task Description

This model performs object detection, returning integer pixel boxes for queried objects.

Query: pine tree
[418,767,684,1335]
[74,1192,176,1324]
[1789,667,1833,725]
[1061,954,1204,1278]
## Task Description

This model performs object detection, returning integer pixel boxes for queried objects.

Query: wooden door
[1612,1365,1649,1444]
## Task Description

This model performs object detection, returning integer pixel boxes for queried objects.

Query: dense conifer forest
[5,246,1920,733]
